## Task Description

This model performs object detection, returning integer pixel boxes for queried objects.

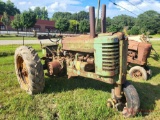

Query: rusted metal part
[128,40,152,65]
[131,69,142,79]
[62,35,94,53]
[48,60,62,76]
[89,6,96,38]
[67,67,115,84]
[114,84,122,99]
[113,33,128,98]
[17,56,29,91]
[101,4,106,33]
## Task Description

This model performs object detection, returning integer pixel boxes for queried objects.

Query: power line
[125,0,154,19]
[125,0,145,13]
[109,0,138,16]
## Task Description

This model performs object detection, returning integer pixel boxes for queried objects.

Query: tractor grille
[102,42,119,72]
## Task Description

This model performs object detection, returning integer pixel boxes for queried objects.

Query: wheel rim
[17,56,29,90]
[132,70,142,79]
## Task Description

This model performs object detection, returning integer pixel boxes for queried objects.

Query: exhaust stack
[101,4,106,33]
[89,6,96,38]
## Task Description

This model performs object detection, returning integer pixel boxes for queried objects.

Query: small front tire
[122,81,140,117]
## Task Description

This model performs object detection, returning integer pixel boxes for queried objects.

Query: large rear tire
[14,46,45,94]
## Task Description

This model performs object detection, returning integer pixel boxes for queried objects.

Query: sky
[2,0,160,18]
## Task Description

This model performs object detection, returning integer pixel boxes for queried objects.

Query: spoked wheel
[14,46,45,94]
[107,81,140,118]
[129,66,147,80]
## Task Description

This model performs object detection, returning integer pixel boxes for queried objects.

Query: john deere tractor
[14,5,140,117]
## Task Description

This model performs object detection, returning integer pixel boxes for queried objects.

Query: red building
[0,15,56,33]
[32,19,55,32]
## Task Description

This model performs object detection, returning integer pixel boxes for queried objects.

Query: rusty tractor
[14,5,140,117]
[127,35,152,80]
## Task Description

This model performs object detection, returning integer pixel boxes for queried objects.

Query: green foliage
[0,0,20,16]
[136,10,160,34]
[52,11,89,22]
[33,7,48,20]
[107,15,135,32]
[129,26,140,35]
[21,10,37,29]
[52,12,72,21]
[1,12,11,33]
[11,14,23,33]
[79,19,90,33]
[69,20,79,33]
[76,11,89,21]
[106,17,112,32]
[55,18,70,34]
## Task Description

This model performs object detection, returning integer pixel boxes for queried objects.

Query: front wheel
[129,66,147,80]
[107,81,140,118]
[14,46,45,94]
[122,81,140,117]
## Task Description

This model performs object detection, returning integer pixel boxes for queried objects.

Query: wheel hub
[132,70,142,78]
[17,56,29,90]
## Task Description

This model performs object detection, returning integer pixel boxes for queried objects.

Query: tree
[106,17,112,32]
[52,12,72,21]
[33,7,48,20]
[69,20,79,33]
[11,14,23,34]
[77,11,89,21]
[128,26,140,35]
[108,15,135,32]
[136,10,160,34]
[0,1,6,15]
[55,18,70,34]
[0,0,20,15]
[1,12,11,33]
[79,19,90,33]
[21,10,37,33]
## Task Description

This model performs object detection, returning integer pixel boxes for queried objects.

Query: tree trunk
[6,26,8,34]
[17,28,19,34]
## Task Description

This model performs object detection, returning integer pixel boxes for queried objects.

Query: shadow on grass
[150,53,160,61]
[149,65,160,78]
[44,76,113,94]
[43,73,160,117]
[130,81,160,116]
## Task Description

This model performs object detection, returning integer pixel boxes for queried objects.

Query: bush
[129,26,140,35]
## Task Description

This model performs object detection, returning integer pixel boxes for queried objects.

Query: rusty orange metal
[128,40,152,65]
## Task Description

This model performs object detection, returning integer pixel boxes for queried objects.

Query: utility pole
[95,0,100,32]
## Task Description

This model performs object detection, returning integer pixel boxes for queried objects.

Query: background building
[0,15,56,33]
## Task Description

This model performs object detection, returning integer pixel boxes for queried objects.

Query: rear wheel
[129,66,147,80]
[14,46,45,94]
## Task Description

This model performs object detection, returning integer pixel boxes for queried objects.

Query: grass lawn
[0,41,160,119]
[150,34,160,38]
[0,34,37,40]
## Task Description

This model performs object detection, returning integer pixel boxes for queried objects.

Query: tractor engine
[62,35,119,78]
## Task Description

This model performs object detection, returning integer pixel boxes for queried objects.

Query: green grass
[0,41,160,120]
[0,44,42,57]
[150,34,160,38]
[0,34,37,40]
